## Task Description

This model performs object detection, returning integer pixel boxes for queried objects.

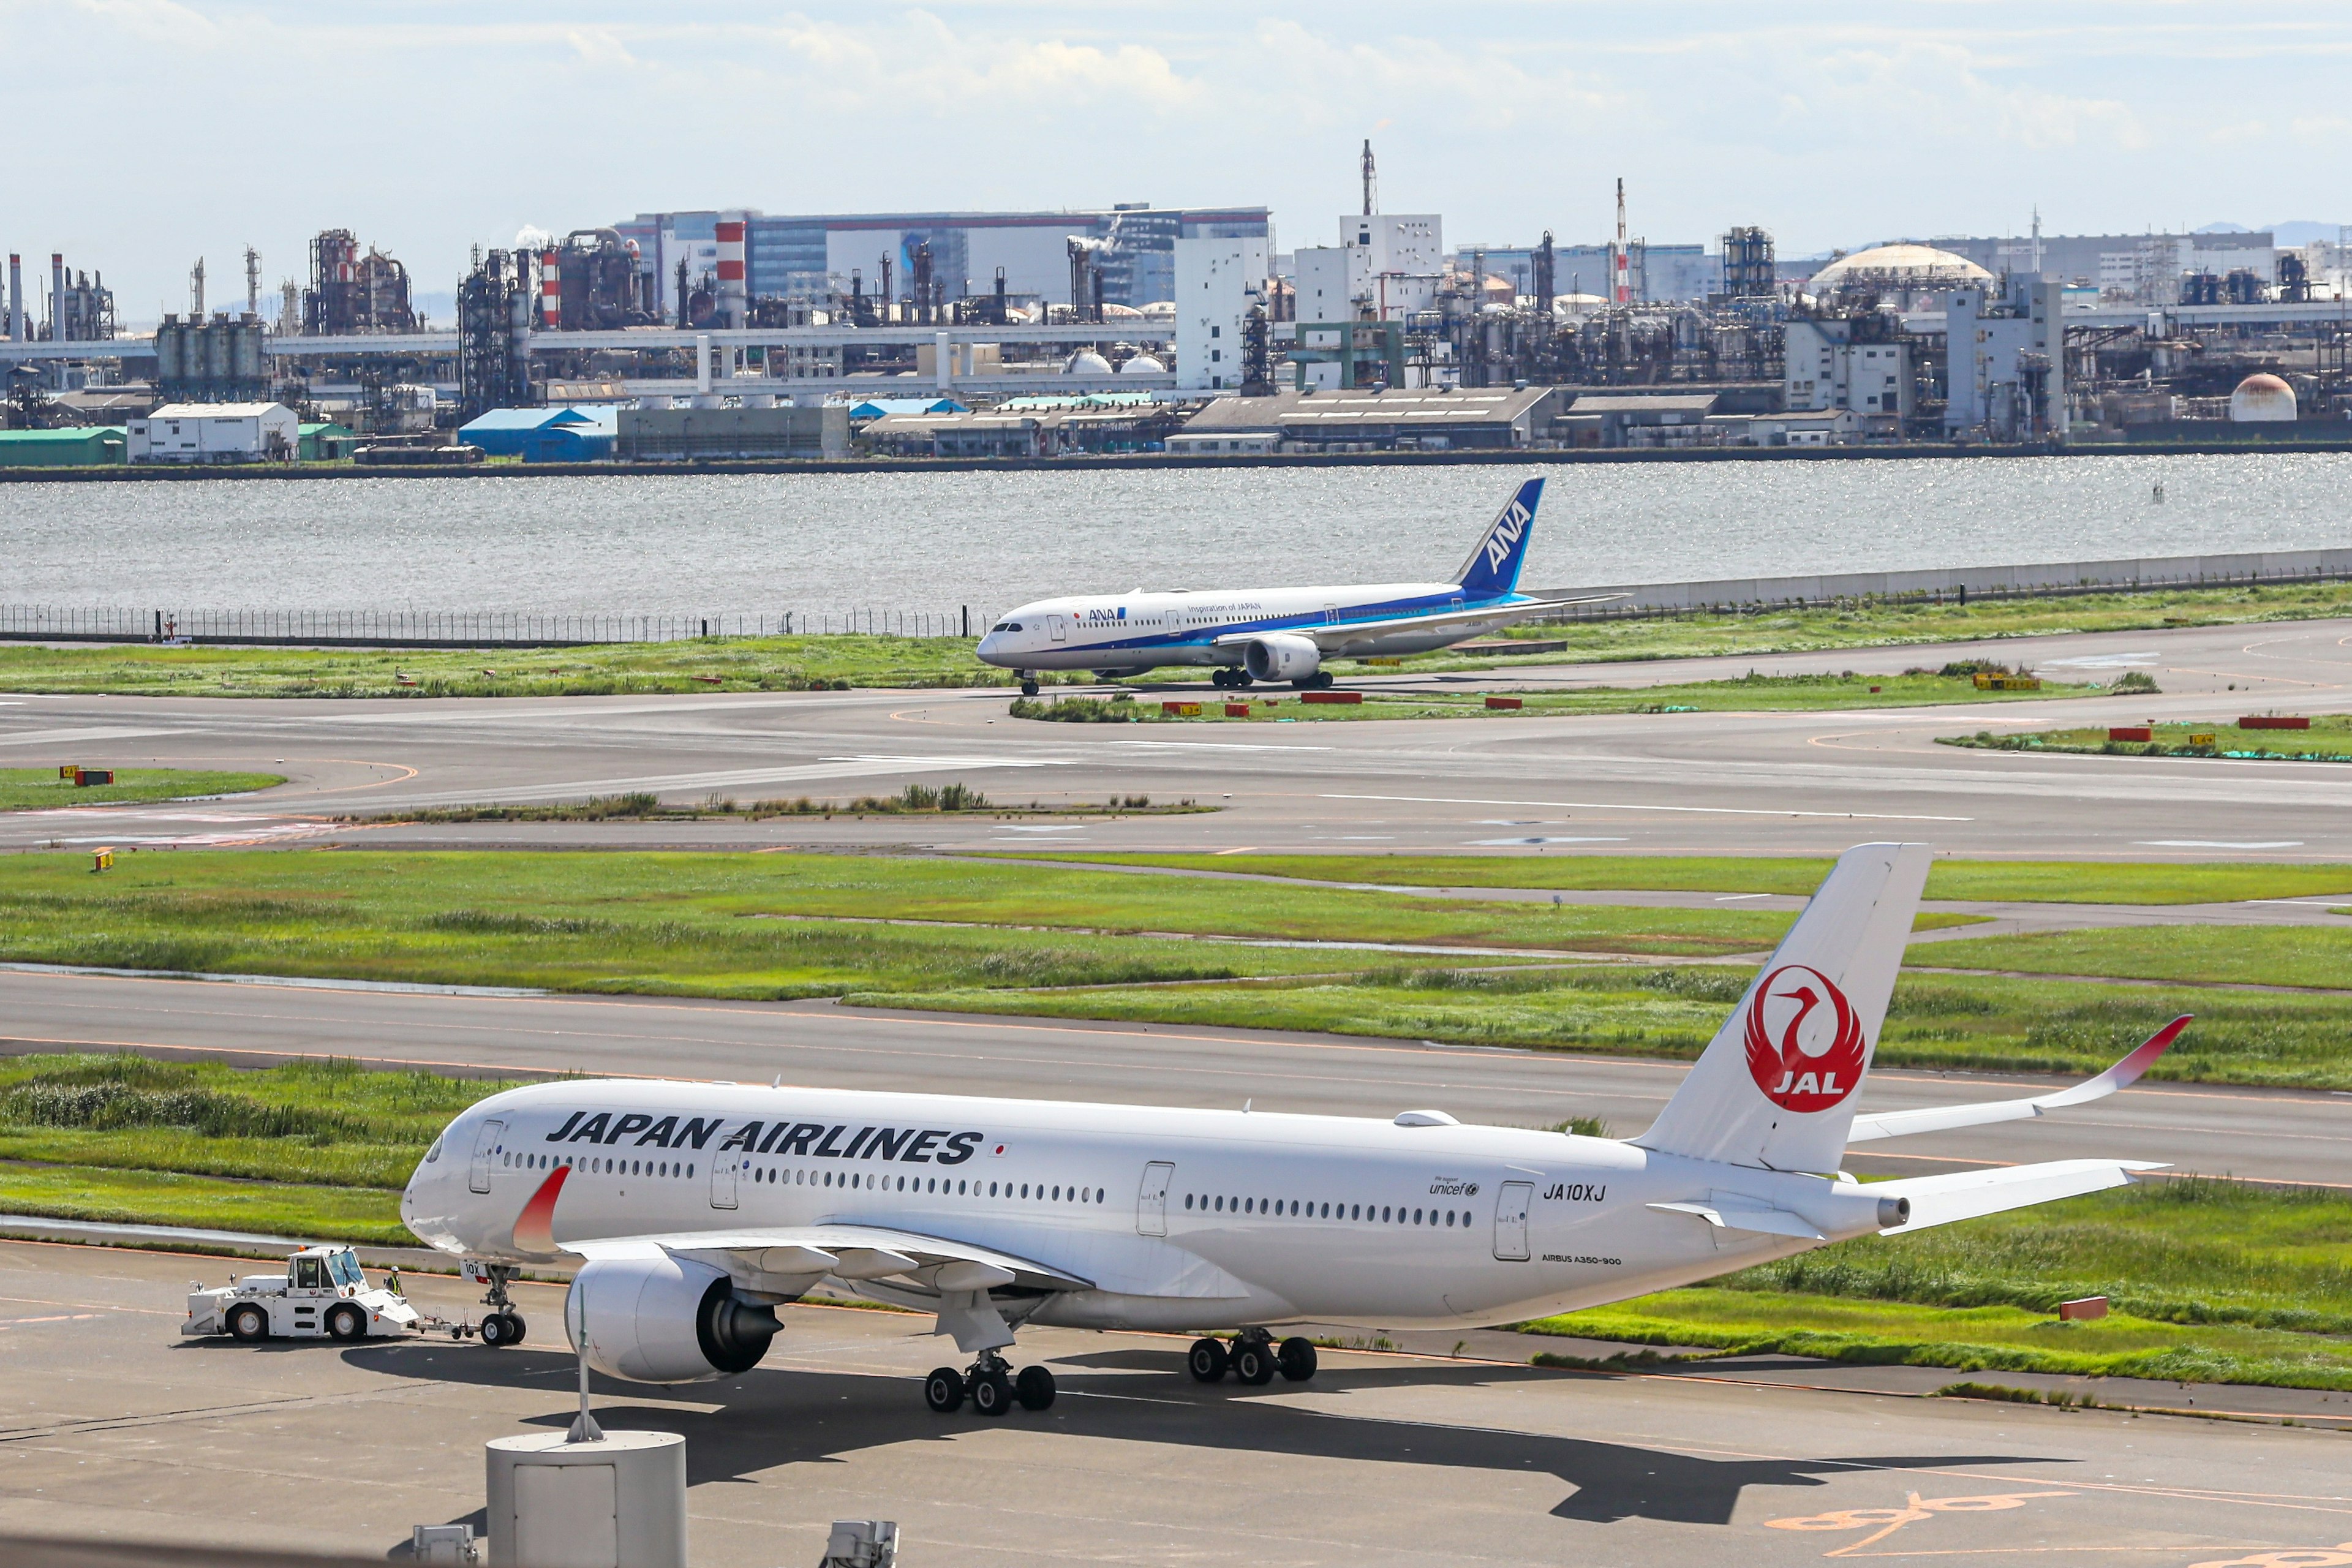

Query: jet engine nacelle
[565,1254,779,1383]
[1243,633,1322,682]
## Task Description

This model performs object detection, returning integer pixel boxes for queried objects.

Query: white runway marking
[1468,835,1629,845]
[2138,839,2305,849]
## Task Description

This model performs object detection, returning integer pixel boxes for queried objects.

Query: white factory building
[1294,213,1446,323]
[1174,235,1269,392]
[126,402,299,464]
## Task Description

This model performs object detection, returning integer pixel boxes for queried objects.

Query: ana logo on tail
[1482,498,1532,573]
[1744,965,1866,1112]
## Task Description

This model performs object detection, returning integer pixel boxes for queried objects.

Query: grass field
[1526,1177,2352,1392]
[0,766,285,812]
[1918,924,2352,990]
[860,965,2352,1087]
[1945,715,2352,764]
[1020,669,2099,723]
[0,849,1800,1000]
[0,1053,521,1245]
[997,853,2352,907]
[6,579,2350,699]
[0,633,1011,698]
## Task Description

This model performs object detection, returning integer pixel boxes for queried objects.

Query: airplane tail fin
[1452,477,1545,600]
[1632,842,1932,1175]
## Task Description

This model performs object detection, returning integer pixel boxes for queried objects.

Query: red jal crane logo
[1743,965,1866,1112]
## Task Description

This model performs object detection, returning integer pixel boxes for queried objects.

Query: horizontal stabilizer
[1846,1017,2188,1144]
[1868,1159,2165,1236]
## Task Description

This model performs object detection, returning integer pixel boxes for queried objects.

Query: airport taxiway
[2,616,2350,859]
[2,1240,2348,1567]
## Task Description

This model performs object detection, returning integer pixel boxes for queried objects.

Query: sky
[7,1,2349,323]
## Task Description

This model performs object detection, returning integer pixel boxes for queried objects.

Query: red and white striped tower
[540,246,562,329]
[1613,178,1631,305]
[715,215,747,328]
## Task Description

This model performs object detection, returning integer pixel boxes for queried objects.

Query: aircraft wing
[1844,1017,2188,1144]
[1213,595,1626,654]
[562,1223,1094,1295]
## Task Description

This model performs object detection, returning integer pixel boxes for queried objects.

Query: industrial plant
[3,153,2348,465]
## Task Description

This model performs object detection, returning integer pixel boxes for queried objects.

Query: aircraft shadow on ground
[350,1341,2059,1527]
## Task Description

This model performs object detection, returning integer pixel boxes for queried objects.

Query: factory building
[1945,277,2065,440]
[0,427,126,466]
[127,402,298,463]
[612,206,1271,318]
[1783,317,1914,422]
[1174,235,1268,391]
[616,404,849,461]
[1931,230,2276,303]
[1294,213,1446,322]
[1175,385,1559,453]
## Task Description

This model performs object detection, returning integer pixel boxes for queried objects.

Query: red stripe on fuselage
[511,1164,570,1256]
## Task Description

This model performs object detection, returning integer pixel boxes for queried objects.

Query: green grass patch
[0,633,1009,698]
[995,853,2352,907]
[1073,670,2100,722]
[1300,576,2352,673]
[0,1052,522,1245]
[1918,925,2352,990]
[863,965,2352,1087]
[1525,1178,2352,1392]
[1944,715,2352,764]
[0,766,284,812]
[0,849,1793,1000]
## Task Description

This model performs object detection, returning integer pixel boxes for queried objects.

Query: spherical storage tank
[2229,373,2297,423]
[1118,353,1166,375]
[1065,350,1112,375]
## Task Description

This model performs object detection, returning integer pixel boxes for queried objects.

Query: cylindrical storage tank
[486,1431,687,1568]
[715,218,747,328]
[233,319,263,383]
[2229,372,2297,423]
[153,320,181,385]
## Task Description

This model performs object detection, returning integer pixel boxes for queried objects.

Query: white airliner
[973,476,1616,694]
[401,843,2180,1417]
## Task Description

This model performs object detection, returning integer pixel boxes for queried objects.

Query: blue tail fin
[1452,477,1545,600]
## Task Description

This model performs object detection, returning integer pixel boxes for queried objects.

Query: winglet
[510,1164,570,1258]
[2032,1016,2190,1109]
[1452,477,1545,600]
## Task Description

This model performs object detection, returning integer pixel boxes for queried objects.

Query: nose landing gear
[925,1352,1058,1415]
[468,1261,526,1347]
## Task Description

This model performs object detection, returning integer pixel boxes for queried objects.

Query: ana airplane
[402,842,2180,1419]
[973,475,1615,694]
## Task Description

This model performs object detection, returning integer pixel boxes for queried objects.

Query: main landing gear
[1210,668,1254,690]
[472,1262,527,1348]
[1188,1330,1318,1386]
[924,1351,1058,1417]
[1289,672,1335,690]
[1019,677,1040,696]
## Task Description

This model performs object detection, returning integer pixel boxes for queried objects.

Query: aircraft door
[469,1120,505,1194]
[710,1148,741,1210]
[1324,601,1340,624]
[1047,614,1068,643]
[1136,1161,1175,1237]
[1493,1181,1534,1262]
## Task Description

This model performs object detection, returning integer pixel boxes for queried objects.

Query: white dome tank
[1065,350,1112,375]
[2229,373,2297,423]
[1118,353,1166,375]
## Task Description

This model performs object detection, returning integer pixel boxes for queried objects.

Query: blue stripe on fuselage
[1060,589,1528,655]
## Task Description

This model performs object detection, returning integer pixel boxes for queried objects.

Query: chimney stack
[715,216,747,329]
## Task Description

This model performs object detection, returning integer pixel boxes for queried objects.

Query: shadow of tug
[351,1340,2058,1528]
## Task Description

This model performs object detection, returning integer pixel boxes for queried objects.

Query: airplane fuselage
[402,1079,1834,1333]
[974,581,1535,674]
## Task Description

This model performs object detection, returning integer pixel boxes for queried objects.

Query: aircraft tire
[1020,679,1039,696]
[227,1304,268,1343]
[505,1313,526,1344]
[1231,1341,1276,1386]
[969,1370,1016,1417]
[478,1311,510,1348]
[1015,1365,1057,1411]
[1186,1337,1230,1382]
[325,1303,368,1343]
[1277,1337,1318,1382]
[923,1366,966,1414]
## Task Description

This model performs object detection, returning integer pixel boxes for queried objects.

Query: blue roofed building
[458,405,619,462]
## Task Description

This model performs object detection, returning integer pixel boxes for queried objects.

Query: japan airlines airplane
[402,842,2180,1418]
[973,476,1616,695]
